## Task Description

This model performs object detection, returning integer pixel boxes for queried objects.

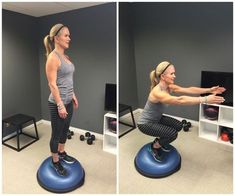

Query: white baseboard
[3,119,103,141]
[40,119,103,140]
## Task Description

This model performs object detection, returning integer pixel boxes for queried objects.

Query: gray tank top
[138,100,167,124]
[48,51,75,104]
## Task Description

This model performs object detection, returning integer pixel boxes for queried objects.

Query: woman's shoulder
[46,52,61,67]
[150,85,173,102]
[149,85,161,102]
[46,52,61,70]
[48,51,60,60]
[151,85,161,94]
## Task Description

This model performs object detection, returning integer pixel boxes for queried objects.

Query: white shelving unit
[199,103,233,146]
[103,112,117,154]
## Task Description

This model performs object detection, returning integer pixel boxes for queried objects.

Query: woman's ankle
[52,153,59,163]
[153,142,161,149]
[152,142,161,149]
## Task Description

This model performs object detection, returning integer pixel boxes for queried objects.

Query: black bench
[119,104,136,138]
[2,114,39,152]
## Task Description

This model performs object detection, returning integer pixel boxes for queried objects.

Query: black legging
[48,101,73,153]
[137,115,183,146]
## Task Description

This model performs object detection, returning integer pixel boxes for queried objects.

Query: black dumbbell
[183,125,189,132]
[67,129,74,139]
[85,132,96,141]
[80,132,96,145]
[85,132,91,137]
[187,122,192,128]
[182,119,191,132]
[88,134,95,141]
[182,119,187,125]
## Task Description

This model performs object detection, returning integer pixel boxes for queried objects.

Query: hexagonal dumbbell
[182,119,192,132]
[79,132,96,145]
[67,129,74,139]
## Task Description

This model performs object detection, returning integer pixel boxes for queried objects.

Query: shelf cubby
[103,112,117,154]
[199,104,233,146]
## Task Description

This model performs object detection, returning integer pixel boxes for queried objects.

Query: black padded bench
[2,114,39,152]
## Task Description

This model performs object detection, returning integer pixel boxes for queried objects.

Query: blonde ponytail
[150,70,158,91]
[43,35,53,58]
[43,23,66,58]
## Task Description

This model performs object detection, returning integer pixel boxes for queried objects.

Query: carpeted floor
[2,122,116,194]
[119,111,233,194]
[2,113,233,194]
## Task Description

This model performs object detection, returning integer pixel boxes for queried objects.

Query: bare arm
[169,84,226,95]
[72,92,79,109]
[45,54,68,118]
[45,54,62,104]
[150,88,225,105]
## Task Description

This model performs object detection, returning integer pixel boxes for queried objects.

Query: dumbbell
[67,129,74,139]
[80,132,96,145]
[182,119,192,132]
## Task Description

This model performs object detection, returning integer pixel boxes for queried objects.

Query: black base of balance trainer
[135,143,181,178]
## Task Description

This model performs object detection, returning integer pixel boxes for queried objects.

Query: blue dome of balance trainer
[135,143,181,178]
[37,157,85,193]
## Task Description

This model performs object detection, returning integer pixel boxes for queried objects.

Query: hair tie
[47,35,51,41]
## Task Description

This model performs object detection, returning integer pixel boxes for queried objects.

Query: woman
[137,61,225,162]
[44,24,78,176]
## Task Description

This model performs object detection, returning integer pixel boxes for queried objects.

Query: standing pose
[137,61,225,162]
[44,24,78,176]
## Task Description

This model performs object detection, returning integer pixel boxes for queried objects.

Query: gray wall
[119,3,138,109]
[2,3,116,135]
[2,10,41,122]
[120,2,233,121]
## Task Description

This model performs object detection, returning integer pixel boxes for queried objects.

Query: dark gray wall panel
[2,10,41,122]
[119,3,138,109]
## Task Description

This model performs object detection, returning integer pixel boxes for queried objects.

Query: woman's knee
[59,134,67,144]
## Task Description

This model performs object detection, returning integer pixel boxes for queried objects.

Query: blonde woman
[44,24,78,176]
[137,61,225,162]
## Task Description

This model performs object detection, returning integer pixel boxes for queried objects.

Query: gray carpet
[119,113,233,194]
[2,122,116,194]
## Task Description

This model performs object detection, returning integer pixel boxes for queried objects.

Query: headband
[54,25,65,36]
[158,62,172,77]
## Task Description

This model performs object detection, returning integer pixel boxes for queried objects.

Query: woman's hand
[207,94,225,104]
[57,102,68,119]
[210,86,226,94]
[58,106,68,119]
